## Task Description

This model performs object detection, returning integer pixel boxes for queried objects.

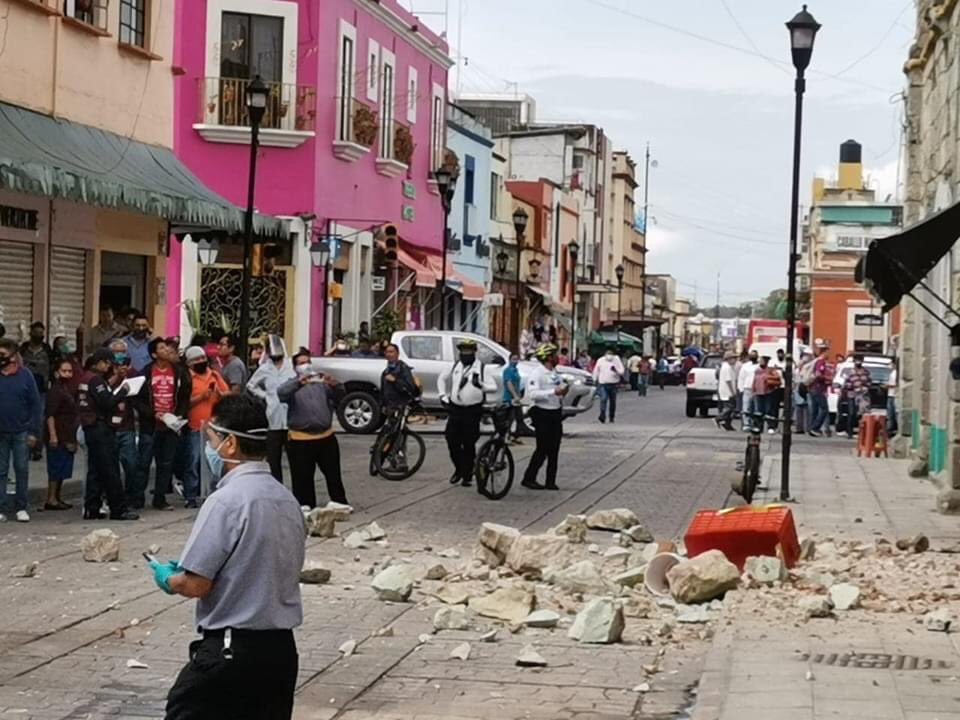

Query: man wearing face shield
[247,334,296,483]
[437,339,497,487]
[149,393,304,719]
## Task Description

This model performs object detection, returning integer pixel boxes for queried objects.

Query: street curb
[687,625,734,720]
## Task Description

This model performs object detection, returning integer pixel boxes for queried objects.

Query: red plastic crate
[683,505,801,570]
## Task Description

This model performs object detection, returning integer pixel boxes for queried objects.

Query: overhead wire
[718,0,790,76]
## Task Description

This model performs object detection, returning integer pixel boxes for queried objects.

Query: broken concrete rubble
[523,609,561,628]
[370,565,413,602]
[925,608,953,632]
[434,605,471,631]
[612,566,647,588]
[8,561,38,578]
[424,564,449,581]
[798,595,833,618]
[505,534,573,575]
[81,529,120,563]
[468,586,535,623]
[586,508,640,532]
[449,642,471,660]
[304,502,353,537]
[623,525,655,543]
[666,550,739,604]
[549,515,588,543]
[828,583,860,611]
[895,534,929,554]
[299,562,332,584]
[568,597,625,644]
[478,523,520,564]
[516,644,548,667]
[544,560,610,595]
[743,555,786,584]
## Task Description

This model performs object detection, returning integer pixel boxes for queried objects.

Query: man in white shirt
[626,353,642,391]
[715,352,737,431]
[438,339,497,487]
[593,347,625,424]
[737,350,759,431]
[520,343,568,491]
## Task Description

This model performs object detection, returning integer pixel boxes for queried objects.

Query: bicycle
[474,405,515,501]
[732,410,778,504]
[369,402,426,481]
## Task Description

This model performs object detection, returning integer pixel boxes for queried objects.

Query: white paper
[161,414,188,433]
[115,376,145,396]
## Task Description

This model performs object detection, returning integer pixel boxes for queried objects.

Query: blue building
[446,104,494,333]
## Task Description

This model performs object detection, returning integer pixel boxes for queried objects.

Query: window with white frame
[430,83,445,170]
[379,49,396,158]
[336,20,357,142]
[407,67,418,124]
[366,39,379,102]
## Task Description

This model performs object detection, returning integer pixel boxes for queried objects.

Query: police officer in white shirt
[438,338,497,487]
[147,394,305,719]
[521,343,568,490]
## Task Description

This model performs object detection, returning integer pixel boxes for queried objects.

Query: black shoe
[598,416,606,424]
[460,478,473,488]
[152,497,173,511]
[723,424,735,431]
[544,483,559,491]
[82,509,106,520]
[184,499,199,509]
[521,479,545,490]
[449,472,461,485]
[110,510,140,521]
[610,417,615,424]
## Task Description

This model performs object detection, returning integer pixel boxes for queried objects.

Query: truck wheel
[685,398,697,418]
[699,404,709,417]
[338,391,382,434]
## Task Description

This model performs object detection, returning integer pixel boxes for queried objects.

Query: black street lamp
[568,241,579,356]
[310,239,332,354]
[512,207,529,352]
[615,263,625,350]
[782,5,820,502]
[495,249,509,345]
[434,166,456,330]
[237,75,269,362]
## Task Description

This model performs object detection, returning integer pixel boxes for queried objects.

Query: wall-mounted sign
[483,293,504,307]
[371,275,386,291]
[854,313,884,326]
[0,205,38,231]
[402,181,416,199]
[401,205,415,222]
[822,225,891,253]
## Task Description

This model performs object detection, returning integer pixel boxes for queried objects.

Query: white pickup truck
[685,354,723,417]
[314,330,597,433]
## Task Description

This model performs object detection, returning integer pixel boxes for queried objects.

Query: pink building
[168,0,451,351]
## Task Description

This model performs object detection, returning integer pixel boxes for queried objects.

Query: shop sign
[401,205,415,222]
[822,225,889,253]
[854,313,884,326]
[371,275,386,291]
[0,205,38,231]
[402,181,416,199]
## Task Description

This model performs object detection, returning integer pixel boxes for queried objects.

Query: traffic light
[383,223,399,266]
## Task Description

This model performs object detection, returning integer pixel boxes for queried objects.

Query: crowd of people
[0,306,346,524]
[714,340,897,438]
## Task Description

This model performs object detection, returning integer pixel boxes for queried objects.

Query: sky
[406,0,914,307]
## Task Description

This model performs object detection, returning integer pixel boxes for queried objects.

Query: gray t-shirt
[221,356,248,390]
[179,461,305,631]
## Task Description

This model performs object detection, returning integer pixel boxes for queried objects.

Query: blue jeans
[181,430,202,502]
[638,374,649,397]
[599,383,618,421]
[117,431,139,503]
[887,397,898,435]
[0,432,29,514]
[809,393,829,434]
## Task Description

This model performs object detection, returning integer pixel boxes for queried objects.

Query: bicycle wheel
[742,444,760,504]
[376,429,426,481]
[369,435,383,477]
[477,441,514,501]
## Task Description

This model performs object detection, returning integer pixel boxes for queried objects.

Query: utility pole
[715,272,721,345]
[641,141,651,355]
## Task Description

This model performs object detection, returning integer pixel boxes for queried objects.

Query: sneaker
[767,428,776,435]
[82,509,107,520]
[15,510,30,522]
[110,510,140,521]
[808,430,823,438]
[184,499,199,509]
[0,514,6,522]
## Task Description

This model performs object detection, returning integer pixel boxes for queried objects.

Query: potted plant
[354,104,379,147]
[395,125,414,165]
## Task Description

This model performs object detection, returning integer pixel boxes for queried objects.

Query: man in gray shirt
[218,333,249,391]
[148,394,304,719]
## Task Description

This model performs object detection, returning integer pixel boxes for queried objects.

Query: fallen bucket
[644,552,684,596]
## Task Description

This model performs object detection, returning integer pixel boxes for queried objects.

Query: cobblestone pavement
[0,388,858,720]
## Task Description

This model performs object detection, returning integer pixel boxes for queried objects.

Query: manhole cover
[800,652,952,670]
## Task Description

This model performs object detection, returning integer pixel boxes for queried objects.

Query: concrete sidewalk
[691,453,960,720]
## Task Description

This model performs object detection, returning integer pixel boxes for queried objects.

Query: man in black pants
[78,349,139,521]
[521,343,568,491]
[147,394,304,719]
[437,339,496,487]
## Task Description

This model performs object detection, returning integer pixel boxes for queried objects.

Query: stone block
[666,550,740,604]
[568,597,625,644]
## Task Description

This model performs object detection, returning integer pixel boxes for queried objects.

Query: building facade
[800,140,902,356]
[168,0,452,349]
[0,0,273,346]
[609,151,647,342]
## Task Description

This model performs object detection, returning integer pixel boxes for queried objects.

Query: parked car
[313,330,597,433]
[828,355,893,433]
[685,353,723,417]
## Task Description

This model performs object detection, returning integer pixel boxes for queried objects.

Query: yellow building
[0,0,279,343]
[609,151,647,339]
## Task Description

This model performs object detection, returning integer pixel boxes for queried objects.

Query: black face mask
[133,329,148,339]
[459,352,476,365]
[192,362,209,374]
[0,356,10,368]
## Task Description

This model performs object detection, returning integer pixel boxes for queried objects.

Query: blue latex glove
[148,559,183,595]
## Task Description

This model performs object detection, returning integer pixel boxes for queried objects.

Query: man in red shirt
[134,338,191,511]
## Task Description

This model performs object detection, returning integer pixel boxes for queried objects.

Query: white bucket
[644,552,684,597]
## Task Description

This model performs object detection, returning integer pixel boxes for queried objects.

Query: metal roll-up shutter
[48,246,88,339]
[0,240,35,340]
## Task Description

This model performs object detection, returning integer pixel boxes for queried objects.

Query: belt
[201,627,293,639]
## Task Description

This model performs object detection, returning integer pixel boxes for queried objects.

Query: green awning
[0,101,286,237]
[588,330,642,352]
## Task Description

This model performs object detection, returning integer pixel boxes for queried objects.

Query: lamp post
[615,263,625,350]
[434,167,456,330]
[512,207,529,352]
[496,249,509,345]
[310,239,332,354]
[640,142,656,355]
[237,75,269,362]
[569,241,579,357]
[782,5,820,502]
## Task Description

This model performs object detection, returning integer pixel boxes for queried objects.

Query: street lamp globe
[434,167,453,197]
[615,263,625,286]
[568,240,579,263]
[197,237,220,266]
[496,249,509,275]
[309,239,331,268]
[245,75,270,127]
[786,5,820,72]
[528,258,542,281]
[512,207,529,235]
